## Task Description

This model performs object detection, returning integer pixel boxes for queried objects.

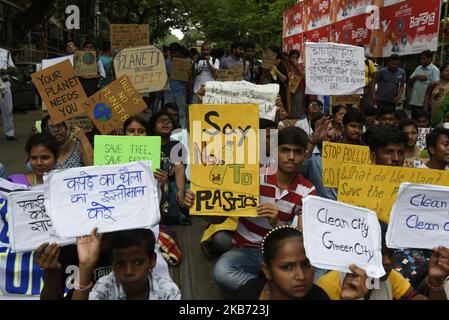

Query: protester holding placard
[192,42,219,103]
[185,126,316,290]
[295,100,323,137]
[398,119,426,168]
[260,46,289,109]
[41,115,93,169]
[287,49,305,118]
[243,42,261,84]
[368,127,407,167]
[148,112,189,226]
[78,42,106,97]
[418,128,449,170]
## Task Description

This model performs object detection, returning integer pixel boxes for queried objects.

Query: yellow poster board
[337,163,449,223]
[189,104,260,217]
[201,217,239,242]
[322,142,371,188]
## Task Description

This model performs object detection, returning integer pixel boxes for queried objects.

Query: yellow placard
[322,142,371,188]
[189,104,260,217]
[337,163,449,223]
[201,217,239,242]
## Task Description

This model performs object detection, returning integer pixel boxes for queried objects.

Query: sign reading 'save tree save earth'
[82,75,147,134]
[94,135,161,171]
[114,45,167,93]
[387,183,449,250]
[189,104,259,217]
[302,196,385,278]
[32,59,87,123]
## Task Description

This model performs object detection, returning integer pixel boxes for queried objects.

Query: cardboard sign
[110,24,150,51]
[261,49,277,70]
[216,67,244,81]
[171,58,190,82]
[203,80,279,121]
[113,45,167,93]
[337,163,449,223]
[32,59,87,123]
[305,42,365,95]
[94,135,161,171]
[322,142,371,188]
[74,51,98,77]
[44,161,160,237]
[66,114,94,133]
[331,95,361,109]
[7,188,74,252]
[302,196,385,278]
[82,75,147,134]
[386,183,449,250]
[189,104,259,217]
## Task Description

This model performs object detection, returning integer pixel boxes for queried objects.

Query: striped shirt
[232,173,316,248]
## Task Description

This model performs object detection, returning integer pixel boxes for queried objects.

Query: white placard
[0,177,28,198]
[417,128,432,150]
[302,195,385,278]
[7,187,74,252]
[203,80,279,121]
[42,55,74,69]
[387,183,449,250]
[44,161,160,237]
[305,42,365,95]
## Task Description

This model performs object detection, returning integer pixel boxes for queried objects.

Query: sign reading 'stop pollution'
[32,59,87,123]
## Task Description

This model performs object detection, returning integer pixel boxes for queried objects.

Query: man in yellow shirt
[359,44,377,110]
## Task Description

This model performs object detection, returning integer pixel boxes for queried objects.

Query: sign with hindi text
[203,80,279,121]
[337,164,449,223]
[386,183,449,250]
[114,45,167,93]
[305,42,365,95]
[44,161,160,237]
[32,59,87,123]
[82,75,147,134]
[322,142,371,188]
[94,135,161,171]
[189,104,259,217]
[110,24,150,51]
[302,196,385,278]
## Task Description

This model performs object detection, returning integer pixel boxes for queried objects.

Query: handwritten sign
[331,95,361,109]
[386,183,449,250]
[66,114,94,133]
[42,55,73,69]
[94,135,161,171]
[302,196,385,278]
[337,164,449,223]
[74,51,98,77]
[0,177,28,198]
[7,188,74,252]
[216,67,244,82]
[203,80,279,121]
[32,59,87,123]
[82,75,147,134]
[322,142,371,188]
[171,58,190,82]
[44,161,160,237]
[189,104,259,217]
[305,42,365,95]
[261,49,277,70]
[417,128,432,150]
[113,45,167,93]
[110,24,150,51]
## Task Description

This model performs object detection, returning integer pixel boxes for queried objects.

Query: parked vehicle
[10,62,41,112]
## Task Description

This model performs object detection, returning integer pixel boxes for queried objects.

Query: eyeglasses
[156,117,173,124]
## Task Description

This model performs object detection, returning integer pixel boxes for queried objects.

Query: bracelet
[74,281,94,291]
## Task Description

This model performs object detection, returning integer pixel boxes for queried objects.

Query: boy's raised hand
[35,242,61,273]
[76,227,102,269]
[341,264,369,300]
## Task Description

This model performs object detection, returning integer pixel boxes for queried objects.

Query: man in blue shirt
[373,54,406,108]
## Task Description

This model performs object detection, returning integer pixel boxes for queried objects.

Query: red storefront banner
[303,0,331,31]
[283,2,304,38]
[283,33,304,53]
[305,25,331,43]
[331,13,371,46]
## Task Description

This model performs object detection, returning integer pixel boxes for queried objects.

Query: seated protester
[295,100,323,137]
[398,119,427,168]
[277,106,296,129]
[148,112,189,226]
[41,115,93,169]
[317,222,448,300]
[88,229,180,300]
[301,113,337,201]
[337,108,365,145]
[35,227,171,300]
[412,108,431,128]
[418,127,449,170]
[234,225,369,300]
[367,127,432,289]
[184,127,317,291]
[331,105,347,139]
[362,105,378,131]
[377,103,397,128]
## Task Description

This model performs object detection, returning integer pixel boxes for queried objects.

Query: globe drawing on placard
[83,52,96,65]
[93,103,112,122]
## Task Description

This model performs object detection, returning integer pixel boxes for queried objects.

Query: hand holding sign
[428,246,449,289]
[76,227,102,269]
[35,243,61,273]
[341,265,369,300]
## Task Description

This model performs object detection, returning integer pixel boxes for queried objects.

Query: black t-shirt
[232,277,330,300]
[57,244,112,299]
